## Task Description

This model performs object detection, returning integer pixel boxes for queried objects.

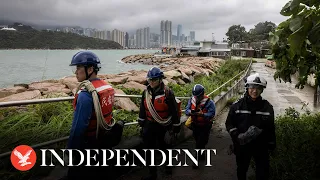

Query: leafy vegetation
[0,23,122,49]
[168,59,250,108]
[226,21,276,46]
[269,0,320,89]
[250,107,320,180]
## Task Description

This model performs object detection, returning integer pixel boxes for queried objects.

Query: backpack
[164,86,182,121]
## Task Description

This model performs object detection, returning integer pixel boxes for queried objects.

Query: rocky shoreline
[0,54,225,111]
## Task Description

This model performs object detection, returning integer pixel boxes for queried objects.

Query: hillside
[0,23,122,49]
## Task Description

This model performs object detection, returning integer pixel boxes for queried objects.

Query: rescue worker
[185,84,216,169]
[225,73,276,180]
[66,51,124,180]
[137,67,181,180]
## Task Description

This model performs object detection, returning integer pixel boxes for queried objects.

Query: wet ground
[116,107,241,180]
[251,61,318,116]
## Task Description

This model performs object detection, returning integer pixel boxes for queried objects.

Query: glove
[137,119,145,127]
[238,126,263,145]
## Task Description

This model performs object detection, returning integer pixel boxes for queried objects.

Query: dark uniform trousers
[142,120,172,176]
[192,123,211,158]
[235,143,270,180]
[67,123,124,180]
[225,95,275,180]
[67,137,102,180]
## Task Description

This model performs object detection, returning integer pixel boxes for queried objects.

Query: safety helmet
[147,67,164,79]
[192,84,205,96]
[70,51,101,71]
[244,73,267,88]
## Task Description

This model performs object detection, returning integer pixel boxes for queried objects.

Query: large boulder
[97,74,118,79]
[175,78,186,85]
[178,67,193,76]
[0,90,41,102]
[179,71,190,83]
[60,76,79,94]
[127,75,147,85]
[113,89,139,112]
[0,86,27,98]
[119,81,146,92]
[106,77,129,85]
[29,82,72,95]
[164,70,181,79]
[166,78,177,85]
[162,79,169,86]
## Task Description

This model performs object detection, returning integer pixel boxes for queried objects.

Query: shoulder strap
[164,85,170,99]
[201,98,211,110]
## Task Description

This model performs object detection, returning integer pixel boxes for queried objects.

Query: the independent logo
[10,145,37,171]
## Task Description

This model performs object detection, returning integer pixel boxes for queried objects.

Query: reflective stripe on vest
[144,92,169,122]
[191,95,210,125]
[73,79,114,137]
[235,110,270,116]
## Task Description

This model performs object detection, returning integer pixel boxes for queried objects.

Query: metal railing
[0,59,252,158]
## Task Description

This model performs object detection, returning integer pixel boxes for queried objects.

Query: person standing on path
[225,73,276,180]
[185,84,216,169]
[137,67,181,180]
[66,51,124,180]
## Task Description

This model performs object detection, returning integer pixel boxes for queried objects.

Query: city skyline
[0,0,289,41]
[50,21,196,48]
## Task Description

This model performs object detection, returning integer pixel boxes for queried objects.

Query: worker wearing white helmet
[225,73,276,180]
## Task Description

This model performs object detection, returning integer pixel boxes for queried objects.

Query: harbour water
[0,49,158,88]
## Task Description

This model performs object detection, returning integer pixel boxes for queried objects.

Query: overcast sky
[0,0,290,41]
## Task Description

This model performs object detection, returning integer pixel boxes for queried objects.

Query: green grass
[0,59,251,180]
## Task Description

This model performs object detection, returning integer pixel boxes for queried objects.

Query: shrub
[250,107,320,180]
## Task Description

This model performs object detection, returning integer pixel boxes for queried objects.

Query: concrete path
[116,107,240,180]
[251,61,318,116]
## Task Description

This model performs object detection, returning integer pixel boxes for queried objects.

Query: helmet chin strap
[84,66,94,80]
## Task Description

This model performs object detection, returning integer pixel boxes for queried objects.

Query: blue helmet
[147,67,164,79]
[192,84,205,96]
[70,51,101,70]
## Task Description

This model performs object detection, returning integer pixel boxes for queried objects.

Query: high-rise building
[136,29,141,48]
[135,27,150,48]
[150,33,160,48]
[112,29,125,47]
[125,32,129,48]
[160,20,172,46]
[190,31,195,42]
[144,27,150,48]
[177,24,182,42]
[181,34,185,44]
[106,31,111,40]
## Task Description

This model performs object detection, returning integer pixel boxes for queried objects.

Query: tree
[249,21,277,42]
[269,0,320,89]
[225,25,248,46]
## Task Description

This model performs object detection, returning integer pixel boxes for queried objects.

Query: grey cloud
[0,0,290,40]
